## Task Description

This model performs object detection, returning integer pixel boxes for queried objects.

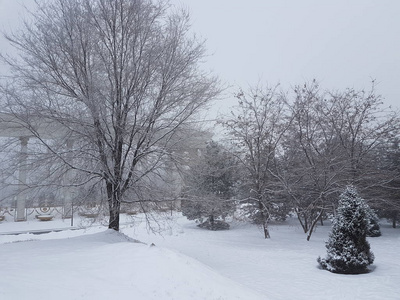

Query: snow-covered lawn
[0,214,399,299]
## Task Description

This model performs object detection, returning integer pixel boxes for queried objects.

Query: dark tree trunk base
[263,223,270,239]
[108,212,120,231]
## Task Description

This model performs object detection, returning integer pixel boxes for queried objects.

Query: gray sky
[1,0,399,117]
[171,0,400,115]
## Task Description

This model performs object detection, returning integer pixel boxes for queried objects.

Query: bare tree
[0,0,220,231]
[221,85,291,238]
[278,82,345,240]
[367,138,400,228]
[278,81,400,240]
[324,85,400,187]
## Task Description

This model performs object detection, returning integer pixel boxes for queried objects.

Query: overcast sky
[1,0,399,117]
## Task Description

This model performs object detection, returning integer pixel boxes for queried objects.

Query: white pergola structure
[0,111,213,221]
[0,112,74,221]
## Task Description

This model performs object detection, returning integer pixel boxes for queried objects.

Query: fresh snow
[0,214,399,299]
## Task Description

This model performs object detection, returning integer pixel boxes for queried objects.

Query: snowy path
[126,217,400,300]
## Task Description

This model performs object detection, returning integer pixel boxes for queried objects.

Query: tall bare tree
[0,0,220,231]
[278,82,346,240]
[221,85,291,238]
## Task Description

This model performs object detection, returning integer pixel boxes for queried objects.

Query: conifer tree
[318,186,374,274]
[181,141,237,230]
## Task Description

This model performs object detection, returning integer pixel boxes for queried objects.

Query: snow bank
[1,214,399,299]
[0,229,265,300]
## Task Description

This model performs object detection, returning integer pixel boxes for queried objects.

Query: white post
[16,136,29,221]
[63,139,74,219]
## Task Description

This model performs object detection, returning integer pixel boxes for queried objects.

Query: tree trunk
[393,211,398,228]
[295,209,308,233]
[306,209,324,241]
[107,182,121,231]
[304,215,308,233]
[258,200,270,239]
[209,214,215,229]
[263,221,270,239]
[109,203,120,231]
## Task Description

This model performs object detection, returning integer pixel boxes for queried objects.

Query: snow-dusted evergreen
[181,141,237,230]
[318,186,374,274]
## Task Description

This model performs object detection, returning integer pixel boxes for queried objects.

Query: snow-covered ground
[0,213,399,299]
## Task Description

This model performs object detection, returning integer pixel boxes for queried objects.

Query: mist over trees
[0,0,399,241]
[220,81,399,239]
[0,0,220,231]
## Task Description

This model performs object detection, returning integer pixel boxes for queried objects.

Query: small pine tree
[181,141,237,230]
[318,186,374,274]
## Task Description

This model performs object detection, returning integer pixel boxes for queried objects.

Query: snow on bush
[318,186,374,274]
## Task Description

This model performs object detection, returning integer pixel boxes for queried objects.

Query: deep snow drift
[0,214,399,299]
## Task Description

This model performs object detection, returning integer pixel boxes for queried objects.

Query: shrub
[318,186,374,274]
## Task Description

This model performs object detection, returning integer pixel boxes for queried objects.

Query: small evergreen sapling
[181,141,237,230]
[318,186,374,274]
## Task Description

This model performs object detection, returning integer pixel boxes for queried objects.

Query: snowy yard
[0,214,399,299]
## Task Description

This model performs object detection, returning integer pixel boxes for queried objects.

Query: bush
[198,219,230,231]
[318,186,374,274]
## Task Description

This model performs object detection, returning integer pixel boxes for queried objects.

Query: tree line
[182,81,400,239]
[0,0,399,234]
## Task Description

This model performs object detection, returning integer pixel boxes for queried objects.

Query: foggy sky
[1,0,399,116]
